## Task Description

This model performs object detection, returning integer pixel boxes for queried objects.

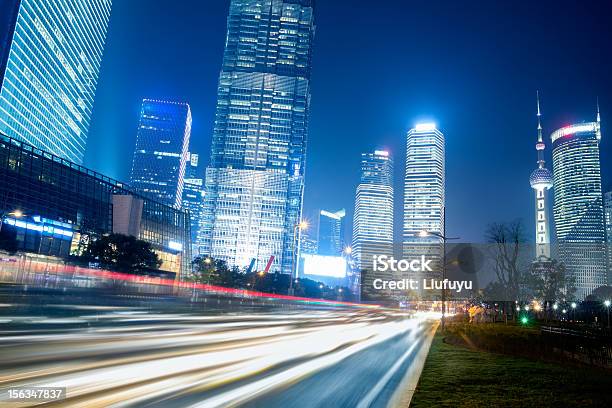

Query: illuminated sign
[168,241,183,251]
[3,218,73,237]
[374,150,389,157]
[302,254,347,278]
[550,122,597,143]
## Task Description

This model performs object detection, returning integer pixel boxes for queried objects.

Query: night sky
[85,0,612,243]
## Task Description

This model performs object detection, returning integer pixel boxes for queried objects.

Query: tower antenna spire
[535,91,545,168]
[536,90,543,143]
[597,96,601,123]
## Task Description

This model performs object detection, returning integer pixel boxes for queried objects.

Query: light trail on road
[0,303,437,408]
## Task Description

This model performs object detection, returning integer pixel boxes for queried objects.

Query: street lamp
[0,209,25,234]
[418,213,459,330]
[604,300,610,329]
[289,220,308,295]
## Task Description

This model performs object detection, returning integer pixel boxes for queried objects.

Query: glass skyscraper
[318,208,345,256]
[201,0,315,274]
[352,150,394,271]
[0,0,112,164]
[403,123,445,244]
[182,152,205,257]
[604,191,612,285]
[129,99,191,209]
[551,114,606,299]
[402,123,445,287]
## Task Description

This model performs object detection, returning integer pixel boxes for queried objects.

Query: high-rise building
[182,152,205,257]
[604,191,612,285]
[129,99,191,209]
[352,150,394,271]
[0,0,112,164]
[529,93,554,260]
[403,123,445,272]
[551,108,606,299]
[318,209,345,256]
[201,0,315,274]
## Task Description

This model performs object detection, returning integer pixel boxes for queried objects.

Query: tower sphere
[530,167,553,189]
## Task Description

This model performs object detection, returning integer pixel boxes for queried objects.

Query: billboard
[301,254,347,278]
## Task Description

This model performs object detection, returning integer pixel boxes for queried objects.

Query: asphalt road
[0,291,438,408]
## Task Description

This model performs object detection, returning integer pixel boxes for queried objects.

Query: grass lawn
[410,335,612,408]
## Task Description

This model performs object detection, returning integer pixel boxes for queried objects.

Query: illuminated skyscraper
[201,0,315,274]
[318,208,345,256]
[529,93,553,259]
[403,123,445,252]
[182,152,205,257]
[551,107,606,299]
[129,99,191,209]
[0,0,112,164]
[352,150,394,271]
[604,191,612,284]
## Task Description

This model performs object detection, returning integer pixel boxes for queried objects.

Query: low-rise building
[0,133,191,278]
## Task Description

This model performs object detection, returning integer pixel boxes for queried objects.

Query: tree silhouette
[82,233,161,274]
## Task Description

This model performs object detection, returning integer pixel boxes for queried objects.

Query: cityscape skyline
[1,2,611,405]
[84,0,612,244]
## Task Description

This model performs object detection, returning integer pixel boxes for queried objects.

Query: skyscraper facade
[201,0,315,274]
[318,208,345,256]
[529,94,554,260]
[352,150,394,271]
[403,123,445,247]
[300,230,318,256]
[0,0,112,164]
[551,112,606,299]
[604,191,612,285]
[129,99,191,209]
[182,152,205,257]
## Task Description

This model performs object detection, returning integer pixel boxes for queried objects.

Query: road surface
[0,293,437,407]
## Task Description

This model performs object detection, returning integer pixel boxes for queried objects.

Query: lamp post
[417,210,459,330]
[604,300,611,329]
[289,220,308,295]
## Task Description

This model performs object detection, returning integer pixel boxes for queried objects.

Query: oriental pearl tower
[529,92,554,260]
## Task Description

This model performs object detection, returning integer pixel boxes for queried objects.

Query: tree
[82,233,161,274]
[586,285,612,302]
[485,220,530,301]
[529,259,575,302]
[188,256,243,287]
